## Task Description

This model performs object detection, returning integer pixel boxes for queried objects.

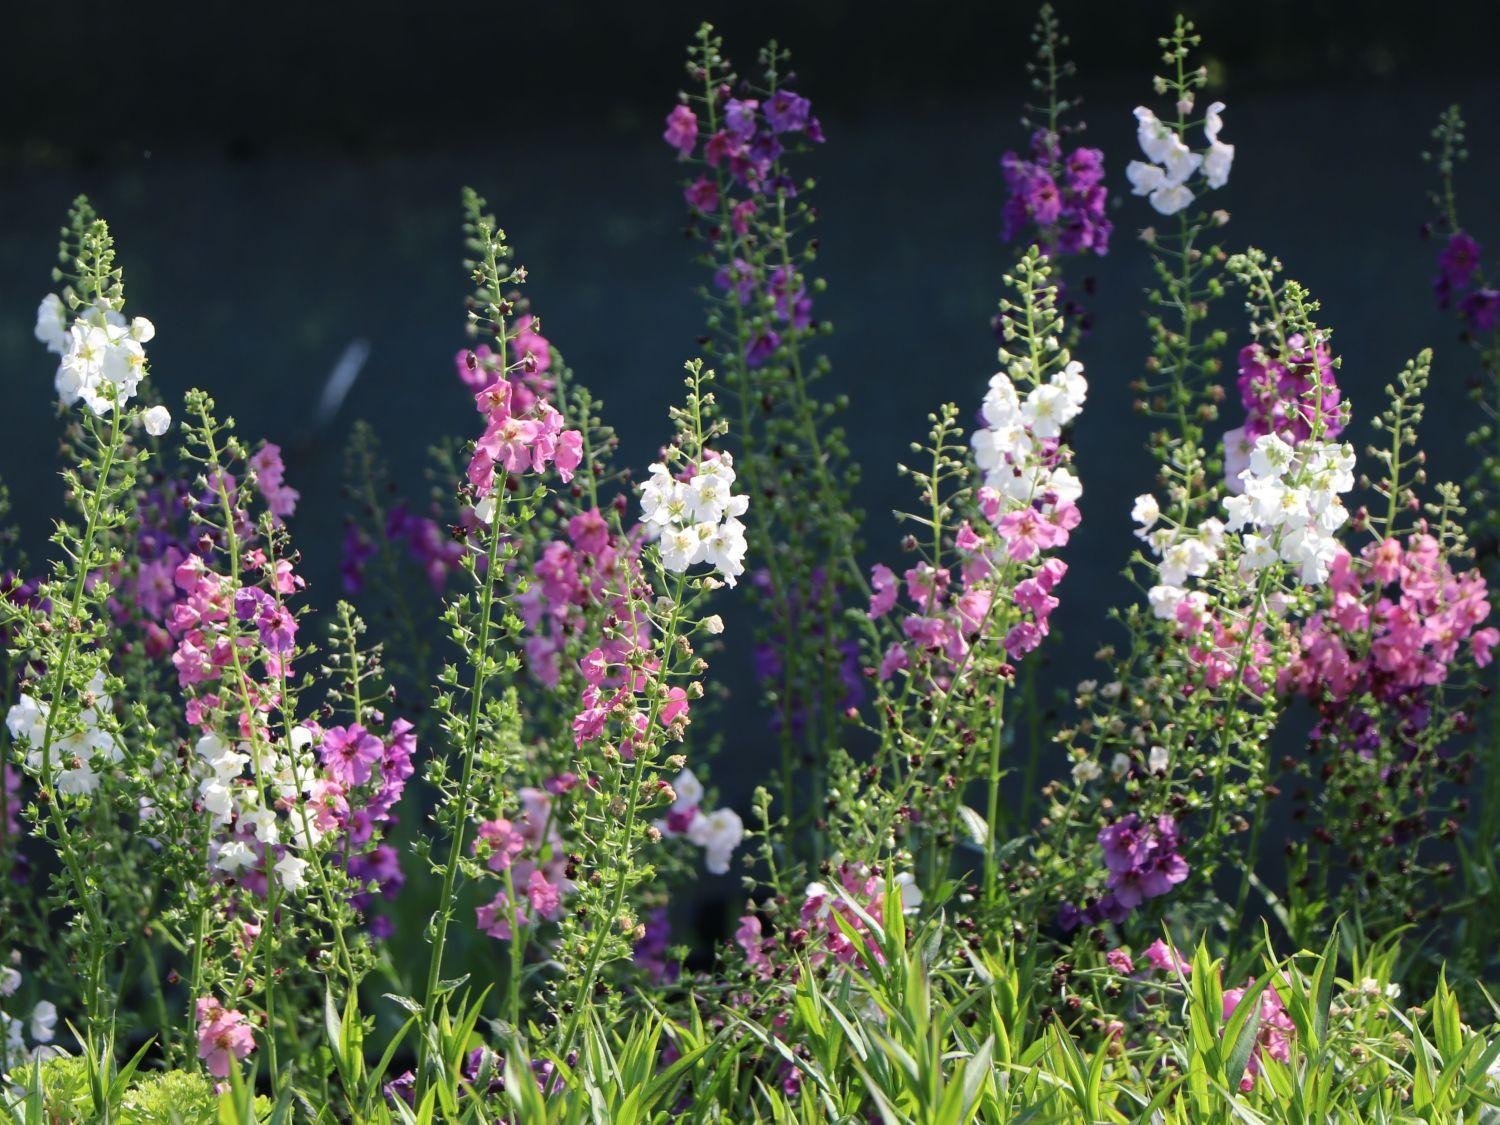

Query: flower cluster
[465,360,582,506]
[1223,981,1294,1090]
[34,293,155,415]
[665,69,824,368]
[666,86,822,207]
[1126,100,1233,216]
[5,672,120,797]
[1432,231,1499,333]
[473,787,572,941]
[970,359,1086,517]
[519,505,645,690]
[1060,815,1188,930]
[638,452,749,587]
[658,768,744,875]
[1000,130,1111,257]
[194,996,256,1079]
[1224,433,1355,586]
[1224,335,1344,480]
[1280,533,1497,721]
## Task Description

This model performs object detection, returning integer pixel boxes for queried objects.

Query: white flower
[142,405,172,437]
[214,840,257,874]
[671,768,704,812]
[1158,536,1217,587]
[1241,533,1279,571]
[275,853,308,893]
[1131,494,1160,532]
[686,472,730,523]
[1248,433,1295,478]
[1148,745,1170,774]
[199,779,235,825]
[5,694,47,746]
[687,807,743,874]
[1202,101,1234,189]
[34,294,69,355]
[699,517,747,587]
[1148,584,1188,620]
[1110,753,1131,779]
[893,872,923,914]
[245,809,281,846]
[702,614,724,635]
[658,525,703,573]
[1071,759,1102,784]
[29,1002,57,1045]
[0,967,20,998]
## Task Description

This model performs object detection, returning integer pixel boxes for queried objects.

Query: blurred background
[1,0,1497,939]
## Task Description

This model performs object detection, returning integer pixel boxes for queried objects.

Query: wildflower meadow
[3,8,1500,1122]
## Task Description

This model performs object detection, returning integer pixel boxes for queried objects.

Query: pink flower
[868,563,898,618]
[476,818,527,872]
[248,444,299,522]
[527,870,562,920]
[662,104,699,158]
[1143,938,1189,974]
[195,997,256,1078]
[1223,980,1295,1089]
[476,892,513,940]
[1105,948,1135,974]
[659,686,690,727]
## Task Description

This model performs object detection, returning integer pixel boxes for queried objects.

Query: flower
[1223,435,1355,586]
[1096,814,1189,915]
[1223,981,1295,1089]
[195,997,256,1078]
[1125,102,1232,216]
[248,444,300,521]
[1143,938,1189,974]
[662,104,699,158]
[43,297,155,414]
[1000,130,1111,258]
[638,454,750,586]
[142,404,172,436]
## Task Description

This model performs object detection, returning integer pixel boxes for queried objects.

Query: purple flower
[764,90,812,134]
[723,98,760,141]
[1438,231,1482,288]
[1096,814,1189,916]
[1461,287,1500,333]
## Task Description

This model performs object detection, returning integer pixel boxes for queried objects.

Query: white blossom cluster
[1223,433,1355,585]
[970,358,1086,509]
[1131,432,1354,617]
[661,768,744,875]
[1131,494,1230,620]
[5,672,122,796]
[1126,100,1234,216]
[34,293,157,417]
[639,453,749,586]
[194,729,321,892]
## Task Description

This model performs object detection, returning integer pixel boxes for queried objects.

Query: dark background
[1,1,1497,913]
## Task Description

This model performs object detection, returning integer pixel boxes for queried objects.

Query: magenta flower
[662,104,699,158]
[319,724,385,787]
